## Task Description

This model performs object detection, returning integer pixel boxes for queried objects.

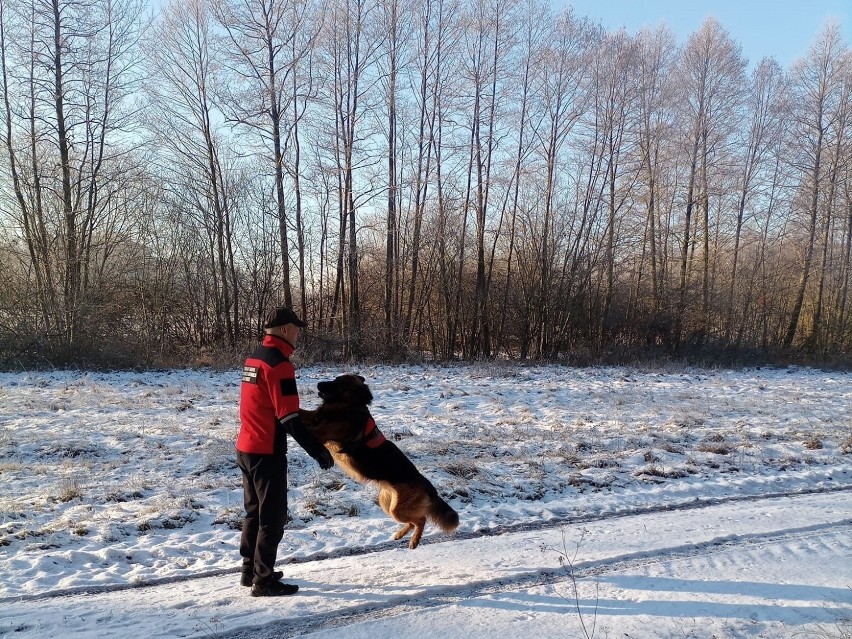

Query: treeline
[0,0,850,368]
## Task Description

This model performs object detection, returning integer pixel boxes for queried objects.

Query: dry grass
[634,464,692,480]
[444,460,480,479]
[697,443,732,455]
[212,506,244,531]
[697,435,733,455]
[803,436,824,450]
[57,477,84,502]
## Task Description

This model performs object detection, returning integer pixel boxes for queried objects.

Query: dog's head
[309,375,373,445]
[316,374,373,407]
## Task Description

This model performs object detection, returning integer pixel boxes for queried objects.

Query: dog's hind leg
[407,518,426,549]
[380,486,427,548]
[392,523,414,541]
[390,519,425,548]
[379,488,411,542]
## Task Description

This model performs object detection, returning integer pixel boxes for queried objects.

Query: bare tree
[376,0,412,351]
[147,0,239,344]
[214,0,323,314]
[456,0,517,357]
[492,0,546,354]
[724,57,786,340]
[634,26,677,334]
[836,149,852,347]
[322,0,382,356]
[784,24,847,347]
[809,45,851,350]
[589,29,640,345]
[0,0,145,356]
[416,0,459,358]
[529,9,596,356]
[674,17,746,347]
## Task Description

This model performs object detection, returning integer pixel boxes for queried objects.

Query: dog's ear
[354,379,373,405]
[356,375,366,382]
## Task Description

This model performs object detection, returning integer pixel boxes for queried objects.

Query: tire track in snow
[3,484,850,605]
[217,517,852,639]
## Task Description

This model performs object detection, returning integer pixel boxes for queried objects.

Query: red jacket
[237,335,301,455]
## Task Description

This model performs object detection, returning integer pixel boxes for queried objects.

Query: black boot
[250,580,299,597]
[241,567,283,587]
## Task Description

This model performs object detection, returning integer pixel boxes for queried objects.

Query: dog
[300,374,459,549]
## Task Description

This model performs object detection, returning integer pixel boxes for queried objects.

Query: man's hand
[316,449,334,470]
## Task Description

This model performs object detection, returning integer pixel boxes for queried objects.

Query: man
[236,306,334,597]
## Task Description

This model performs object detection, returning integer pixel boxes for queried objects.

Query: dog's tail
[428,491,459,533]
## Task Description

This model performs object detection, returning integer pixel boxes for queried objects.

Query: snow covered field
[0,364,850,637]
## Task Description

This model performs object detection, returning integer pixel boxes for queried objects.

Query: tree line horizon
[1,0,850,368]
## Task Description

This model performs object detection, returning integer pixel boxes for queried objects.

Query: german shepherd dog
[300,374,459,549]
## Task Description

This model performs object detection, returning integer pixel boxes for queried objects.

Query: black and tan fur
[300,374,459,549]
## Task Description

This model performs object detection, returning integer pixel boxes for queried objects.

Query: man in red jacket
[236,306,334,597]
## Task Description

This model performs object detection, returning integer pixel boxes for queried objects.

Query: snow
[0,364,850,638]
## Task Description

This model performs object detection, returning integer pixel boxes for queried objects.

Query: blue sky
[556,0,851,68]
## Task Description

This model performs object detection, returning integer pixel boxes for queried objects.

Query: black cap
[263,307,307,329]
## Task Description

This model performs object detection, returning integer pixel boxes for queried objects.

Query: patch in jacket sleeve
[280,377,297,397]
[242,366,259,384]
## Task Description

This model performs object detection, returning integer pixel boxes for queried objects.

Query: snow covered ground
[0,364,850,638]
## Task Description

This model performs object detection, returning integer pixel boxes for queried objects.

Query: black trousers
[237,451,288,585]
